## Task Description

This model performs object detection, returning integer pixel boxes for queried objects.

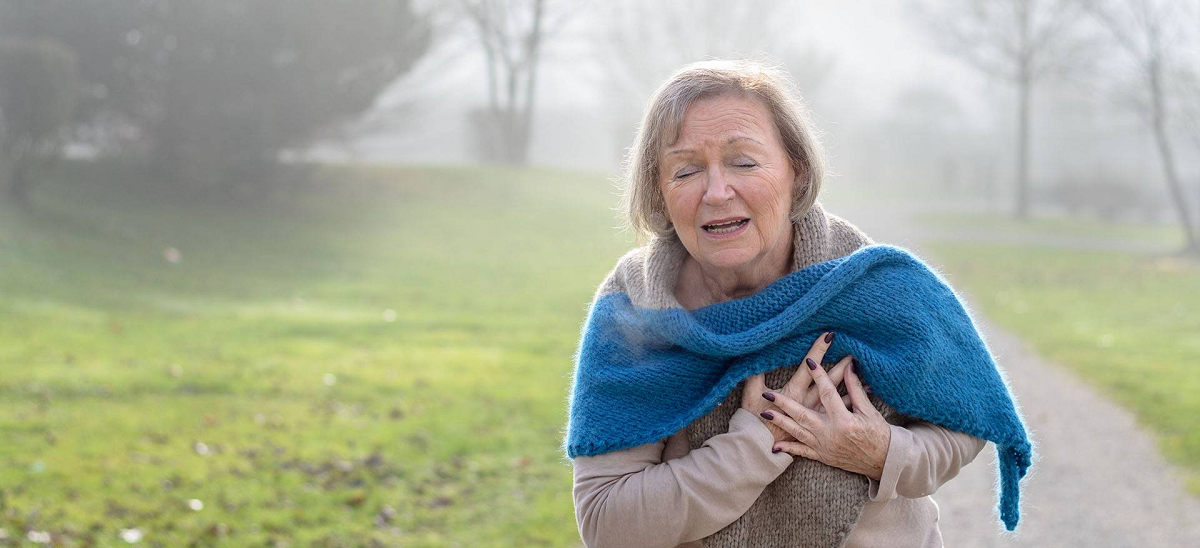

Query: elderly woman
[563,60,1031,548]
[561,59,1032,546]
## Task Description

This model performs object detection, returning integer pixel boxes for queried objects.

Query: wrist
[867,424,891,480]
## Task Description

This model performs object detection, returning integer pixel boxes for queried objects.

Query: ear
[793,171,809,202]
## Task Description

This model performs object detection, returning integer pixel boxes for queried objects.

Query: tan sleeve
[868,421,989,501]
[572,407,794,548]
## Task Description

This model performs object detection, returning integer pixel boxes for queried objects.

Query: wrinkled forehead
[659,90,773,151]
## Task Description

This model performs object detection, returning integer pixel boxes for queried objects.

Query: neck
[682,225,795,306]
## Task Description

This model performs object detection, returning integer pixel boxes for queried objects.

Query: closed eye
[674,167,700,179]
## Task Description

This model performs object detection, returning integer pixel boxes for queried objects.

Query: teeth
[704,219,748,234]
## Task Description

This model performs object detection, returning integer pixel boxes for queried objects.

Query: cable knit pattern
[562,202,1033,545]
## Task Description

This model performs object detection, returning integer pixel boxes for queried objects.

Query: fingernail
[761,391,776,402]
[806,358,817,370]
[771,446,782,453]
[824,332,834,344]
[760,411,774,420]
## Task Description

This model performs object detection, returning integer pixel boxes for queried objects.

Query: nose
[702,168,735,206]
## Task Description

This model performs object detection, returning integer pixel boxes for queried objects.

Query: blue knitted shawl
[563,243,1033,531]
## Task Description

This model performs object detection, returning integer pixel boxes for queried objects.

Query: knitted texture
[562,203,1034,543]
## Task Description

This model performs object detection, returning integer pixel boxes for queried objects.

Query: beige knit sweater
[571,202,988,547]
[573,408,988,548]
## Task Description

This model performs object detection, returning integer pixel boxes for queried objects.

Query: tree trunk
[1014,1,1033,221]
[1147,63,1199,254]
[1,154,34,209]
[503,68,520,164]
[1016,74,1031,220]
[513,0,544,166]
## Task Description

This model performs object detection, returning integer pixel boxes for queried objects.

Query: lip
[702,216,749,226]
[700,217,750,240]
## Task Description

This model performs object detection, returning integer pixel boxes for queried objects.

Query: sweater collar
[640,201,832,311]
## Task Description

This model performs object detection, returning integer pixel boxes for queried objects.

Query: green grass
[0,162,634,546]
[916,211,1187,246]
[927,242,1200,494]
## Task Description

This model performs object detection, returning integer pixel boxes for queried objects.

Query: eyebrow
[666,136,765,156]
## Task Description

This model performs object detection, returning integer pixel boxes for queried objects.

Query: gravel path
[837,200,1200,547]
[932,312,1200,547]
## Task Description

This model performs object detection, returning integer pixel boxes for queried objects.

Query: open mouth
[702,218,750,234]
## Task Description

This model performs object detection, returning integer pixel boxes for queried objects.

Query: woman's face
[658,94,797,271]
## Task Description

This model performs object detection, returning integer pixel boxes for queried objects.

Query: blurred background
[0,0,1198,546]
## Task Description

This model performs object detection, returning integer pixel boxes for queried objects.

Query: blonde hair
[619,59,826,240]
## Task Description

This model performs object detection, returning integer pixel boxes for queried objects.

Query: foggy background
[2,1,1199,547]
[336,0,1200,231]
[4,0,1200,231]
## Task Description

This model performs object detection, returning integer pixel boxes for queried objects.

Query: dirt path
[837,200,1200,546]
[933,312,1200,547]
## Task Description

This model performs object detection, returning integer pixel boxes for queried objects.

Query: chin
[697,246,760,270]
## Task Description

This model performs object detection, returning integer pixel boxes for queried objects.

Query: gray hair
[619,59,827,240]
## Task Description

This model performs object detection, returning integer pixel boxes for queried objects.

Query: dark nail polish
[760,411,774,420]
[761,391,776,402]
[772,447,782,453]
[824,332,834,344]
[806,358,817,370]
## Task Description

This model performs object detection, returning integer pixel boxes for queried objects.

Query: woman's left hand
[759,357,890,480]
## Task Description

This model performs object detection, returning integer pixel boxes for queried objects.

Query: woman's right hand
[740,331,854,444]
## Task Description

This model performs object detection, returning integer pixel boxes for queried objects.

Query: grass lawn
[926,242,1200,494]
[0,163,633,546]
[916,210,1187,246]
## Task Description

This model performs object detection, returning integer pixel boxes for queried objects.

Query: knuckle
[781,422,800,437]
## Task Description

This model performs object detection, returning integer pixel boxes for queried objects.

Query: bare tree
[590,1,835,166]
[458,0,574,165]
[909,0,1095,219]
[1080,0,1200,254]
[595,0,835,121]
[1180,71,1200,232]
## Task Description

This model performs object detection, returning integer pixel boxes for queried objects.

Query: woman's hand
[758,353,891,480]
[740,332,854,444]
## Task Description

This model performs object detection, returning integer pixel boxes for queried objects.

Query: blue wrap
[564,244,1033,530]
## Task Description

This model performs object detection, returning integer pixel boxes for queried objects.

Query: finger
[784,331,835,395]
[773,440,820,461]
[782,361,813,397]
[845,359,881,418]
[828,354,851,386]
[762,389,823,432]
[806,355,850,419]
[815,395,852,414]
[804,355,852,409]
[758,408,818,447]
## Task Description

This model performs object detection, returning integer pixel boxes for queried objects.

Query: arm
[572,407,794,548]
[868,421,988,501]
